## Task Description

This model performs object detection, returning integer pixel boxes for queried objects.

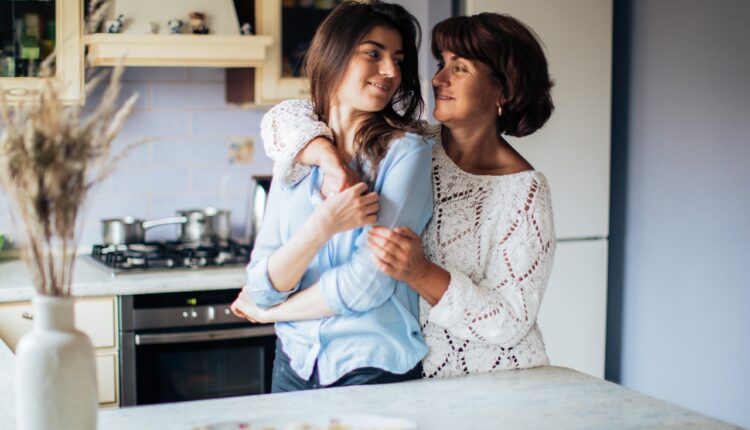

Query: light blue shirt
[246,132,433,385]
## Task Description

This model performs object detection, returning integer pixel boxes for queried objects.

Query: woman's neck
[442,122,500,168]
[328,104,367,162]
[442,123,533,175]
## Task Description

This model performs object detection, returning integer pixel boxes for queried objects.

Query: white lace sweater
[260,100,556,377]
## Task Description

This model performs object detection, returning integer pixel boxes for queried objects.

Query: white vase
[15,295,98,430]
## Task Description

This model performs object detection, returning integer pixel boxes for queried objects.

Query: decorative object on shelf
[240,22,253,35]
[146,22,159,34]
[189,11,210,34]
[167,18,183,34]
[105,14,126,33]
[0,0,144,427]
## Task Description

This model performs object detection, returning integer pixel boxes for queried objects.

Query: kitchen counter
[99,367,739,429]
[0,337,737,429]
[0,256,246,303]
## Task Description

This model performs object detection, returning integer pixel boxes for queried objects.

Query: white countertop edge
[0,256,247,302]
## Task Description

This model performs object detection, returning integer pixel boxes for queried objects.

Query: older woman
[244,13,556,378]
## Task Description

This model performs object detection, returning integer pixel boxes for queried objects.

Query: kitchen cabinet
[0,296,120,407]
[0,0,84,104]
[228,0,341,105]
[83,0,272,68]
[84,34,272,68]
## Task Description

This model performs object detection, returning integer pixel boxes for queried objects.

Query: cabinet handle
[4,88,33,97]
[21,312,34,320]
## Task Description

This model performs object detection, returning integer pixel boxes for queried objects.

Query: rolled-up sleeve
[318,136,434,315]
[245,180,298,308]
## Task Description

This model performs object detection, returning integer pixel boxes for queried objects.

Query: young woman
[231,1,433,392]
[240,13,557,378]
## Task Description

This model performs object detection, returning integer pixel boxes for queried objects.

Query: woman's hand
[231,287,272,324]
[320,156,361,198]
[367,226,429,284]
[316,182,379,237]
[303,136,361,197]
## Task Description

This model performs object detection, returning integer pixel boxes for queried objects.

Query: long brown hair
[432,14,554,137]
[303,1,424,184]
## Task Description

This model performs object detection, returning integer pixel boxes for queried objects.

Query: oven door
[125,326,275,406]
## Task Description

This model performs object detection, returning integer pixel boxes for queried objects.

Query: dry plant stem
[0,51,141,295]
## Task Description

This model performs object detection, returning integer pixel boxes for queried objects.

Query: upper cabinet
[252,0,341,104]
[85,34,271,68]
[0,0,84,104]
[84,0,271,68]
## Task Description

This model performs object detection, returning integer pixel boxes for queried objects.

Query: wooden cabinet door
[0,296,116,350]
[0,0,84,104]
[254,0,342,103]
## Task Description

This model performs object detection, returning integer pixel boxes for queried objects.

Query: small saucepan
[101,216,187,245]
[176,208,231,244]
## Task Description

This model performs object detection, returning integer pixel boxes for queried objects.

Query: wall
[608,0,750,427]
[0,1,449,251]
[0,67,273,249]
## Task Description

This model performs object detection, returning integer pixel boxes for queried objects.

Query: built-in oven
[119,289,276,406]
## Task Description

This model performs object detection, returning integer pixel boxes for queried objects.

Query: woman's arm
[232,283,333,323]
[369,176,556,347]
[261,99,359,194]
[266,182,378,292]
[245,180,378,307]
[316,136,434,315]
[367,226,450,305]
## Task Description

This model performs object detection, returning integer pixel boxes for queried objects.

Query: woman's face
[335,25,404,114]
[432,51,502,129]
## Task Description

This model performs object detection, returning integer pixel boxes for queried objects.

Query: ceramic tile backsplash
[151,83,227,109]
[0,67,273,250]
[192,110,263,136]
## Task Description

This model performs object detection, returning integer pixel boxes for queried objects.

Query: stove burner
[90,240,251,272]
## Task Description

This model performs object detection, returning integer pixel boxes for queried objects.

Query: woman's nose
[432,68,448,87]
[380,58,399,77]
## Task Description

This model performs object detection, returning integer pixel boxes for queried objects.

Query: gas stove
[89,240,251,274]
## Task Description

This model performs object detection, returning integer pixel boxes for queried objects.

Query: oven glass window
[135,337,268,405]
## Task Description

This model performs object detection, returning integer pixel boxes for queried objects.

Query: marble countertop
[100,367,737,430]
[0,335,737,430]
[0,256,246,303]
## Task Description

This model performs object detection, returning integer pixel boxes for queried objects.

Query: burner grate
[90,240,251,271]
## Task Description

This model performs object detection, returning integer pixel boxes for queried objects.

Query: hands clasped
[367,226,429,284]
[230,286,271,324]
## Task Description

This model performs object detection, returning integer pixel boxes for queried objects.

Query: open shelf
[84,34,273,68]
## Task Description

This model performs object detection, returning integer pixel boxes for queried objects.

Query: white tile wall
[0,68,273,249]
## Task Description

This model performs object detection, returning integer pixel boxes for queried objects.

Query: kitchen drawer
[0,296,116,350]
[76,297,117,349]
[96,353,118,406]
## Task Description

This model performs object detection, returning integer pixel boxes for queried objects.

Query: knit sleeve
[260,99,332,187]
[428,174,556,346]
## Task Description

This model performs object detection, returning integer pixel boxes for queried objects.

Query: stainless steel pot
[176,208,231,244]
[101,216,187,245]
[245,175,272,247]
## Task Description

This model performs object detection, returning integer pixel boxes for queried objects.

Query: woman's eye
[365,50,379,59]
[394,58,404,68]
[453,65,466,73]
[436,62,445,70]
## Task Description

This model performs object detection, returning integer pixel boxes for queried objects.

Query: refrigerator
[464,0,613,377]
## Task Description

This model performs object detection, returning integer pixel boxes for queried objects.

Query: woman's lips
[368,81,392,93]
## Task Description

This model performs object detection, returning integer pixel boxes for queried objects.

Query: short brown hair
[432,13,554,137]
[304,1,423,185]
